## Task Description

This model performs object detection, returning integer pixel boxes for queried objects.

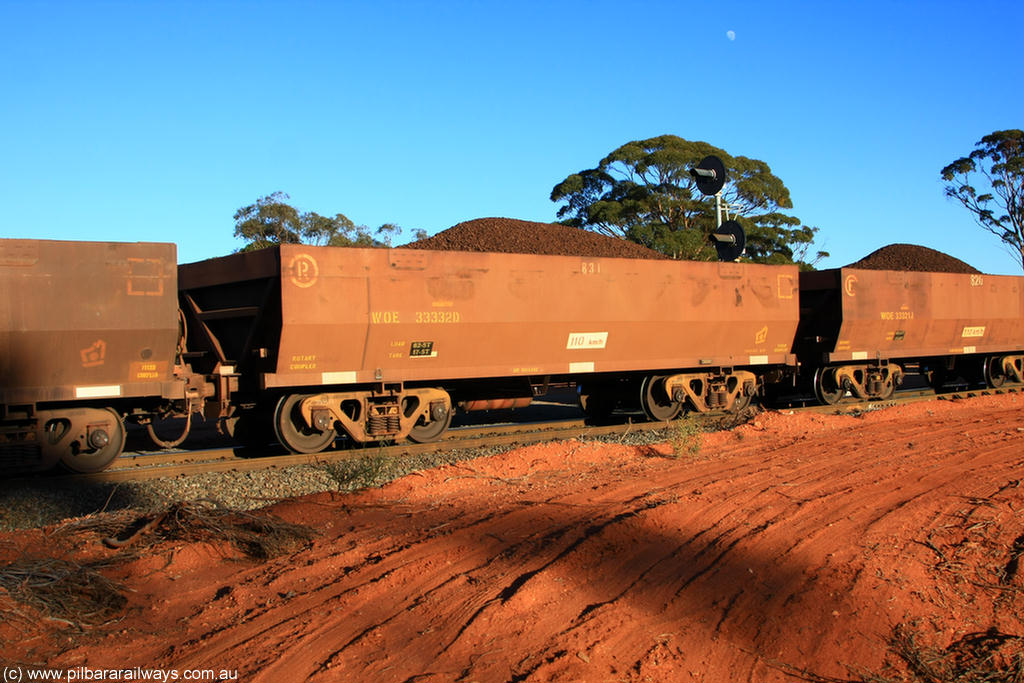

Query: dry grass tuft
[881,623,1023,683]
[100,500,318,559]
[51,509,138,539]
[0,501,316,632]
[772,623,1023,682]
[0,557,126,627]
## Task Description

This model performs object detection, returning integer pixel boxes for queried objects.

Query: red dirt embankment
[3,394,1023,681]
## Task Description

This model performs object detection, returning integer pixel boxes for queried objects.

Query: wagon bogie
[811,363,903,404]
[661,369,758,414]
[272,386,453,453]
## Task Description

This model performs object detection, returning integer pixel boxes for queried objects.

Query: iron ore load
[3,197,1024,473]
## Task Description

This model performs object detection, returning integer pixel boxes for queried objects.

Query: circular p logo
[289,253,319,288]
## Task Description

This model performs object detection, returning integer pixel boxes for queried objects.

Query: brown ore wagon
[179,245,800,453]
[0,239,181,472]
[797,268,1024,403]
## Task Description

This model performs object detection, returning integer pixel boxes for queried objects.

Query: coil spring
[708,389,727,408]
[369,415,387,435]
[368,413,402,435]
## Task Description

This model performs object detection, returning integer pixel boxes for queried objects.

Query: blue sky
[1,0,1021,272]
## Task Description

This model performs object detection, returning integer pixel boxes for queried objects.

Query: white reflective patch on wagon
[569,362,595,373]
[74,385,122,399]
[322,371,357,384]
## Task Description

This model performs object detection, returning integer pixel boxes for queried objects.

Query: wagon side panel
[812,268,1024,362]
[265,246,800,388]
[0,239,179,405]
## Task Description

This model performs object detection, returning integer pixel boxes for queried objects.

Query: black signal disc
[691,155,727,196]
[712,220,746,261]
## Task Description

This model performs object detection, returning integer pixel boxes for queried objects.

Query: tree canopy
[940,129,1024,272]
[550,135,826,266]
[233,192,399,251]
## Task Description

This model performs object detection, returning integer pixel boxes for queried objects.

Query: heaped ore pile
[402,217,668,260]
[847,243,981,273]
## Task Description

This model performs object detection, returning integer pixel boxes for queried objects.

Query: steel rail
[5,385,1021,487]
[107,418,594,473]
[33,419,665,485]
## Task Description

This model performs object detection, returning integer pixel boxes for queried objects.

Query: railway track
[4,385,1021,486]
[39,418,659,485]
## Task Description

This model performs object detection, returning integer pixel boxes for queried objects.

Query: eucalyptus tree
[941,129,1024,271]
[233,192,398,251]
[551,135,825,266]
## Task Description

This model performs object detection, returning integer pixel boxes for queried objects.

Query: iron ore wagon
[178,245,801,453]
[0,239,183,472]
[797,267,1024,403]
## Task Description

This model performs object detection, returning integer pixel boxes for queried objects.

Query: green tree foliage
[233,192,397,251]
[550,135,826,266]
[940,129,1024,271]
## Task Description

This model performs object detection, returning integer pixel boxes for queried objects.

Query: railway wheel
[274,394,336,454]
[641,375,683,421]
[984,356,1007,388]
[50,407,127,474]
[813,367,844,405]
[407,401,452,443]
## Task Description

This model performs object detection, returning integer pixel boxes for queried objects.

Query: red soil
[3,394,1024,681]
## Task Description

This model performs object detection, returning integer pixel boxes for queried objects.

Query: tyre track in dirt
[20,394,1024,682]
[140,478,679,676]
[163,499,612,676]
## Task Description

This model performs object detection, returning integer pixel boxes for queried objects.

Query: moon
[726,30,736,41]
